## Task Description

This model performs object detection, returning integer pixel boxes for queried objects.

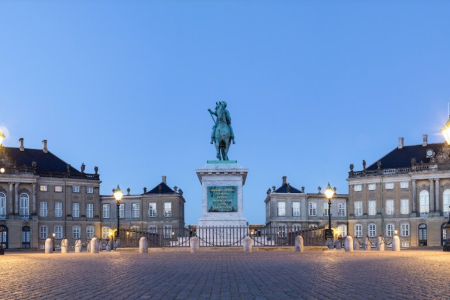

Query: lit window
[73,186,80,193]
[338,203,346,217]
[55,186,63,192]
[40,185,47,192]
[72,203,80,218]
[355,224,362,237]
[54,226,63,239]
[386,200,394,215]
[86,226,94,239]
[385,183,394,190]
[132,203,140,218]
[163,225,172,238]
[72,226,81,240]
[420,191,429,215]
[338,225,347,237]
[444,190,450,216]
[119,203,125,219]
[40,202,48,217]
[102,204,110,219]
[292,202,300,217]
[386,223,395,237]
[20,194,29,217]
[368,184,376,191]
[400,182,409,189]
[368,200,376,216]
[102,227,110,239]
[277,202,286,217]
[39,226,48,239]
[354,185,362,192]
[401,223,409,237]
[0,193,5,217]
[86,187,94,194]
[354,201,363,216]
[148,202,157,217]
[55,202,62,218]
[368,223,376,237]
[400,199,409,215]
[309,202,317,216]
[86,203,94,218]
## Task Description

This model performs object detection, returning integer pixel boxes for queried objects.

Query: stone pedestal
[196,161,248,227]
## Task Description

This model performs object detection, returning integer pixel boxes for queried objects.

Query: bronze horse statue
[208,102,234,161]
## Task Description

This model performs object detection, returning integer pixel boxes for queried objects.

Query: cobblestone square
[1,250,449,299]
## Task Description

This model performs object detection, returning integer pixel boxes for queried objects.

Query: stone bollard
[364,237,371,251]
[392,235,401,251]
[243,236,253,253]
[294,235,304,253]
[45,238,53,254]
[353,238,358,250]
[344,236,353,252]
[139,237,148,254]
[190,236,199,254]
[75,240,82,253]
[61,239,69,253]
[90,237,99,254]
[377,236,385,251]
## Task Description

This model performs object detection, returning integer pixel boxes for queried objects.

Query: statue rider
[208,101,235,144]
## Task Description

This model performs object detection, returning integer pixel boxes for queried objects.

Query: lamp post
[113,185,123,250]
[52,232,56,252]
[324,183,335,249]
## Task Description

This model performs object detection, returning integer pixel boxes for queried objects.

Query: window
[40,185,47,192]
[0,193,6,217]
[72,226,81,240]
[368,223,376,237]
[444,189,450,215]
[355,224,362,237]
[73,186,80,193]
[386,200,394,215]
[309,202,317,216]
[72,203,80,218]
[132,203,140,218]
[278,225,286,238]
[163,202,172,217]
[163,225,172,238]
[86,203,94,218]
[86,187,94,194]
[419,190,429,215]
[54,226,63,239]
[115,203,123,218]
[400,199,409,215]
[385,183,394,190]
[277,202,286,216]
[148,203,157,217]
[54,186,63,192]
[401,223,409,237]
[338,225,347,237]
[40,202,48,217]
[102,204,110,218]
[19,194,29,217]
[148,226,157,233]
[293,224,301,232]
[338,203,346,217]
[292,202,300,217]
[86,226,94,239]
[323,202,329,216]
[354,185,362,192]
[102,227,110,239]
[55,202,62,218]
[368,200,376,216]
[400,182,409,189]
[368,184,376,191]
[39,226,48,239]
[386,223,395,237]
[354,201,363,216]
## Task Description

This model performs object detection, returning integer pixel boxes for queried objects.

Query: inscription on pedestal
[207,186,237,212]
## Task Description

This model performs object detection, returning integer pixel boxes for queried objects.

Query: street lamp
[52,232,56,251]
[0,130,5,146]
[441,117,450,145]
[324,183,335,248]
[113,185,123,249]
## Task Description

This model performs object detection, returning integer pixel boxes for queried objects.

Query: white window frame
[72,203,80,218]
[20,193,29,217]
[368,223,376,237]
[368,184,376,191]
[102,204,110,219]
[354,201,363,216]
[355,224,362,237]
[338,202,346,217]
[148,226,157,233]
[443,189,450,215]
[55,202,62,218]
[278,225,286,238]
[102,227,110,239]
[400,182,409,189]
[119,203,125,219]
[386,223,395,237]
[386,199,394,215]
[54,225,63,239]
[54,186,63,193]
[86,226,95,239]
[309,202,317,216]
[39,226,48,239]
[385,183,394,190]
[132,203,140,218]
[86,187,94,194]
[40,201,48,217]
[277,201,286,217]
[0,193,6,217]
[323,202,329,216]
[163,225,172,238]
[400,199,409,215]
[400,223,409,237]
[292,202,300,217]
[86,203,94,218]
[148,202,157,217]
[72,186,80,193]
[368,200,376,216]
[420,190,430,215]
[338,225,347,237]
[354,185,362,192]
[72,226,81,240]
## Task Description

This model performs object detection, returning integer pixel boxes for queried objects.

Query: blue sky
[1,1,450,225]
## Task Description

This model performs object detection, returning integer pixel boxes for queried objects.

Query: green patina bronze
[207,186,238,212]
[208,101,235,161]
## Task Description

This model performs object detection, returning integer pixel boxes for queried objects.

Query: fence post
[377,236,385,251]
[61,239,68,253]
[45,238,53,254]
[139,237,148,254]
[190,236,199,253]
[294,235,304,253]
[90,237,99,254]
[353,238,358,250]
[344,236,353,252]
[392,235,401,251]
[75,240,82,253]
[364,237,371,251]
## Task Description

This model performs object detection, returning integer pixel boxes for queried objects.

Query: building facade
[265,176,349,237]
[348,135,450,247]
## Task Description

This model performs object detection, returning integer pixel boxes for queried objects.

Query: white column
[412,180,417,214]
[429,179,435,212]
[9,183,13,214]
[32,183,37,215]
[14,183,19,215]
[435,179,440,213]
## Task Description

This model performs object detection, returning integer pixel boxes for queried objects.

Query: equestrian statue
[208,101,235,161]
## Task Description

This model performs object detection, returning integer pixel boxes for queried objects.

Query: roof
[145,182,177,194]
[366,143,444,170]
[275,183,303,194]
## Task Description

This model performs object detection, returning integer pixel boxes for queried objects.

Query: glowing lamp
[324,183,335,200]
[0,168,5,173]
[394,230,398,236]
[442,118,450,145]
[0,130,4,146]
[113,185,123,201]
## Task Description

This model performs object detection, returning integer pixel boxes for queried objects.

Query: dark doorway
[418,223,427,246]
[22,226,30,249]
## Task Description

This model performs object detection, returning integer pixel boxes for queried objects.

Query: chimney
[19,138,24,151]
[423,134,428,147]
[42,140,48,153]
[398,137,404,149]
[143,187,147,193]
[282,176,287,185]
[162,176,167,184]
